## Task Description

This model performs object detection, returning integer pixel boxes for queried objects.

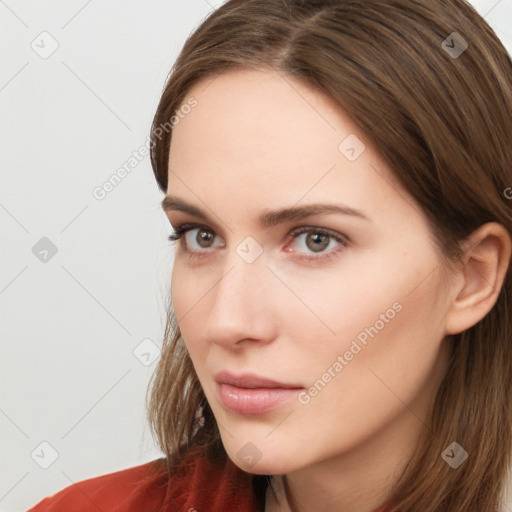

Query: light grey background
[1,1,511,511]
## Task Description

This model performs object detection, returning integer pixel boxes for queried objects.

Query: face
[164,68,452,476]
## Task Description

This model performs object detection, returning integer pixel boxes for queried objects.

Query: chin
[230,455,292,475]
[223,440,303,475]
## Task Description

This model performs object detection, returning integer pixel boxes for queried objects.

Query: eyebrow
[161,196,371,227]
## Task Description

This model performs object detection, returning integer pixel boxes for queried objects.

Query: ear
[445,222,511,335]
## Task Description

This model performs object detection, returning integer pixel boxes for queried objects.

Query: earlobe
[445,222,512,335]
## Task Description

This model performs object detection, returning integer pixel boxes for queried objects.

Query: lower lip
[217,382,302,414]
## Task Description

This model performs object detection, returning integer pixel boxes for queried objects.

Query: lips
[214,370,303,389]
[214,371,304,414]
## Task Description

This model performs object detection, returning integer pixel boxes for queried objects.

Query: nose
[203,252,278,350]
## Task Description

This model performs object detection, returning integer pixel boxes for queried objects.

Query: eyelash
[167,223,349,262]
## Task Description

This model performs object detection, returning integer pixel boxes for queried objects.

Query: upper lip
[214,370,303,389]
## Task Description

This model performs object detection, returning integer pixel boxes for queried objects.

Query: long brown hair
[146,1,512,509]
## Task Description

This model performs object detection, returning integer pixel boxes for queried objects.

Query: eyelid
[168,222,221,243]
[288,225,350,245]
[284,226,348,262]
[168,222,349,261]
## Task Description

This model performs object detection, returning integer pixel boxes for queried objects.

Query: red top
[27,449,394,511]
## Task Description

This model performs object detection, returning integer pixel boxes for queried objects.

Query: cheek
[292,258,447,438]
[281,256,408,361]
[170,264,202,352]
[170,258,206,318]
[170,262,187,317]
[297,243,444,358]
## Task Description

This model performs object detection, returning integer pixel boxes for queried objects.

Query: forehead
[169,68,346,167]
[166,68,414,225]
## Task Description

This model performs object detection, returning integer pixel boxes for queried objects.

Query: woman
[28,0,512,511]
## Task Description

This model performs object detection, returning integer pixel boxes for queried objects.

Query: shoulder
[27,458,169,512]
[27,450,263,512]
[163,448,263,511]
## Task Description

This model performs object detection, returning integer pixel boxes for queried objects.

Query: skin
[163,68,511,512]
